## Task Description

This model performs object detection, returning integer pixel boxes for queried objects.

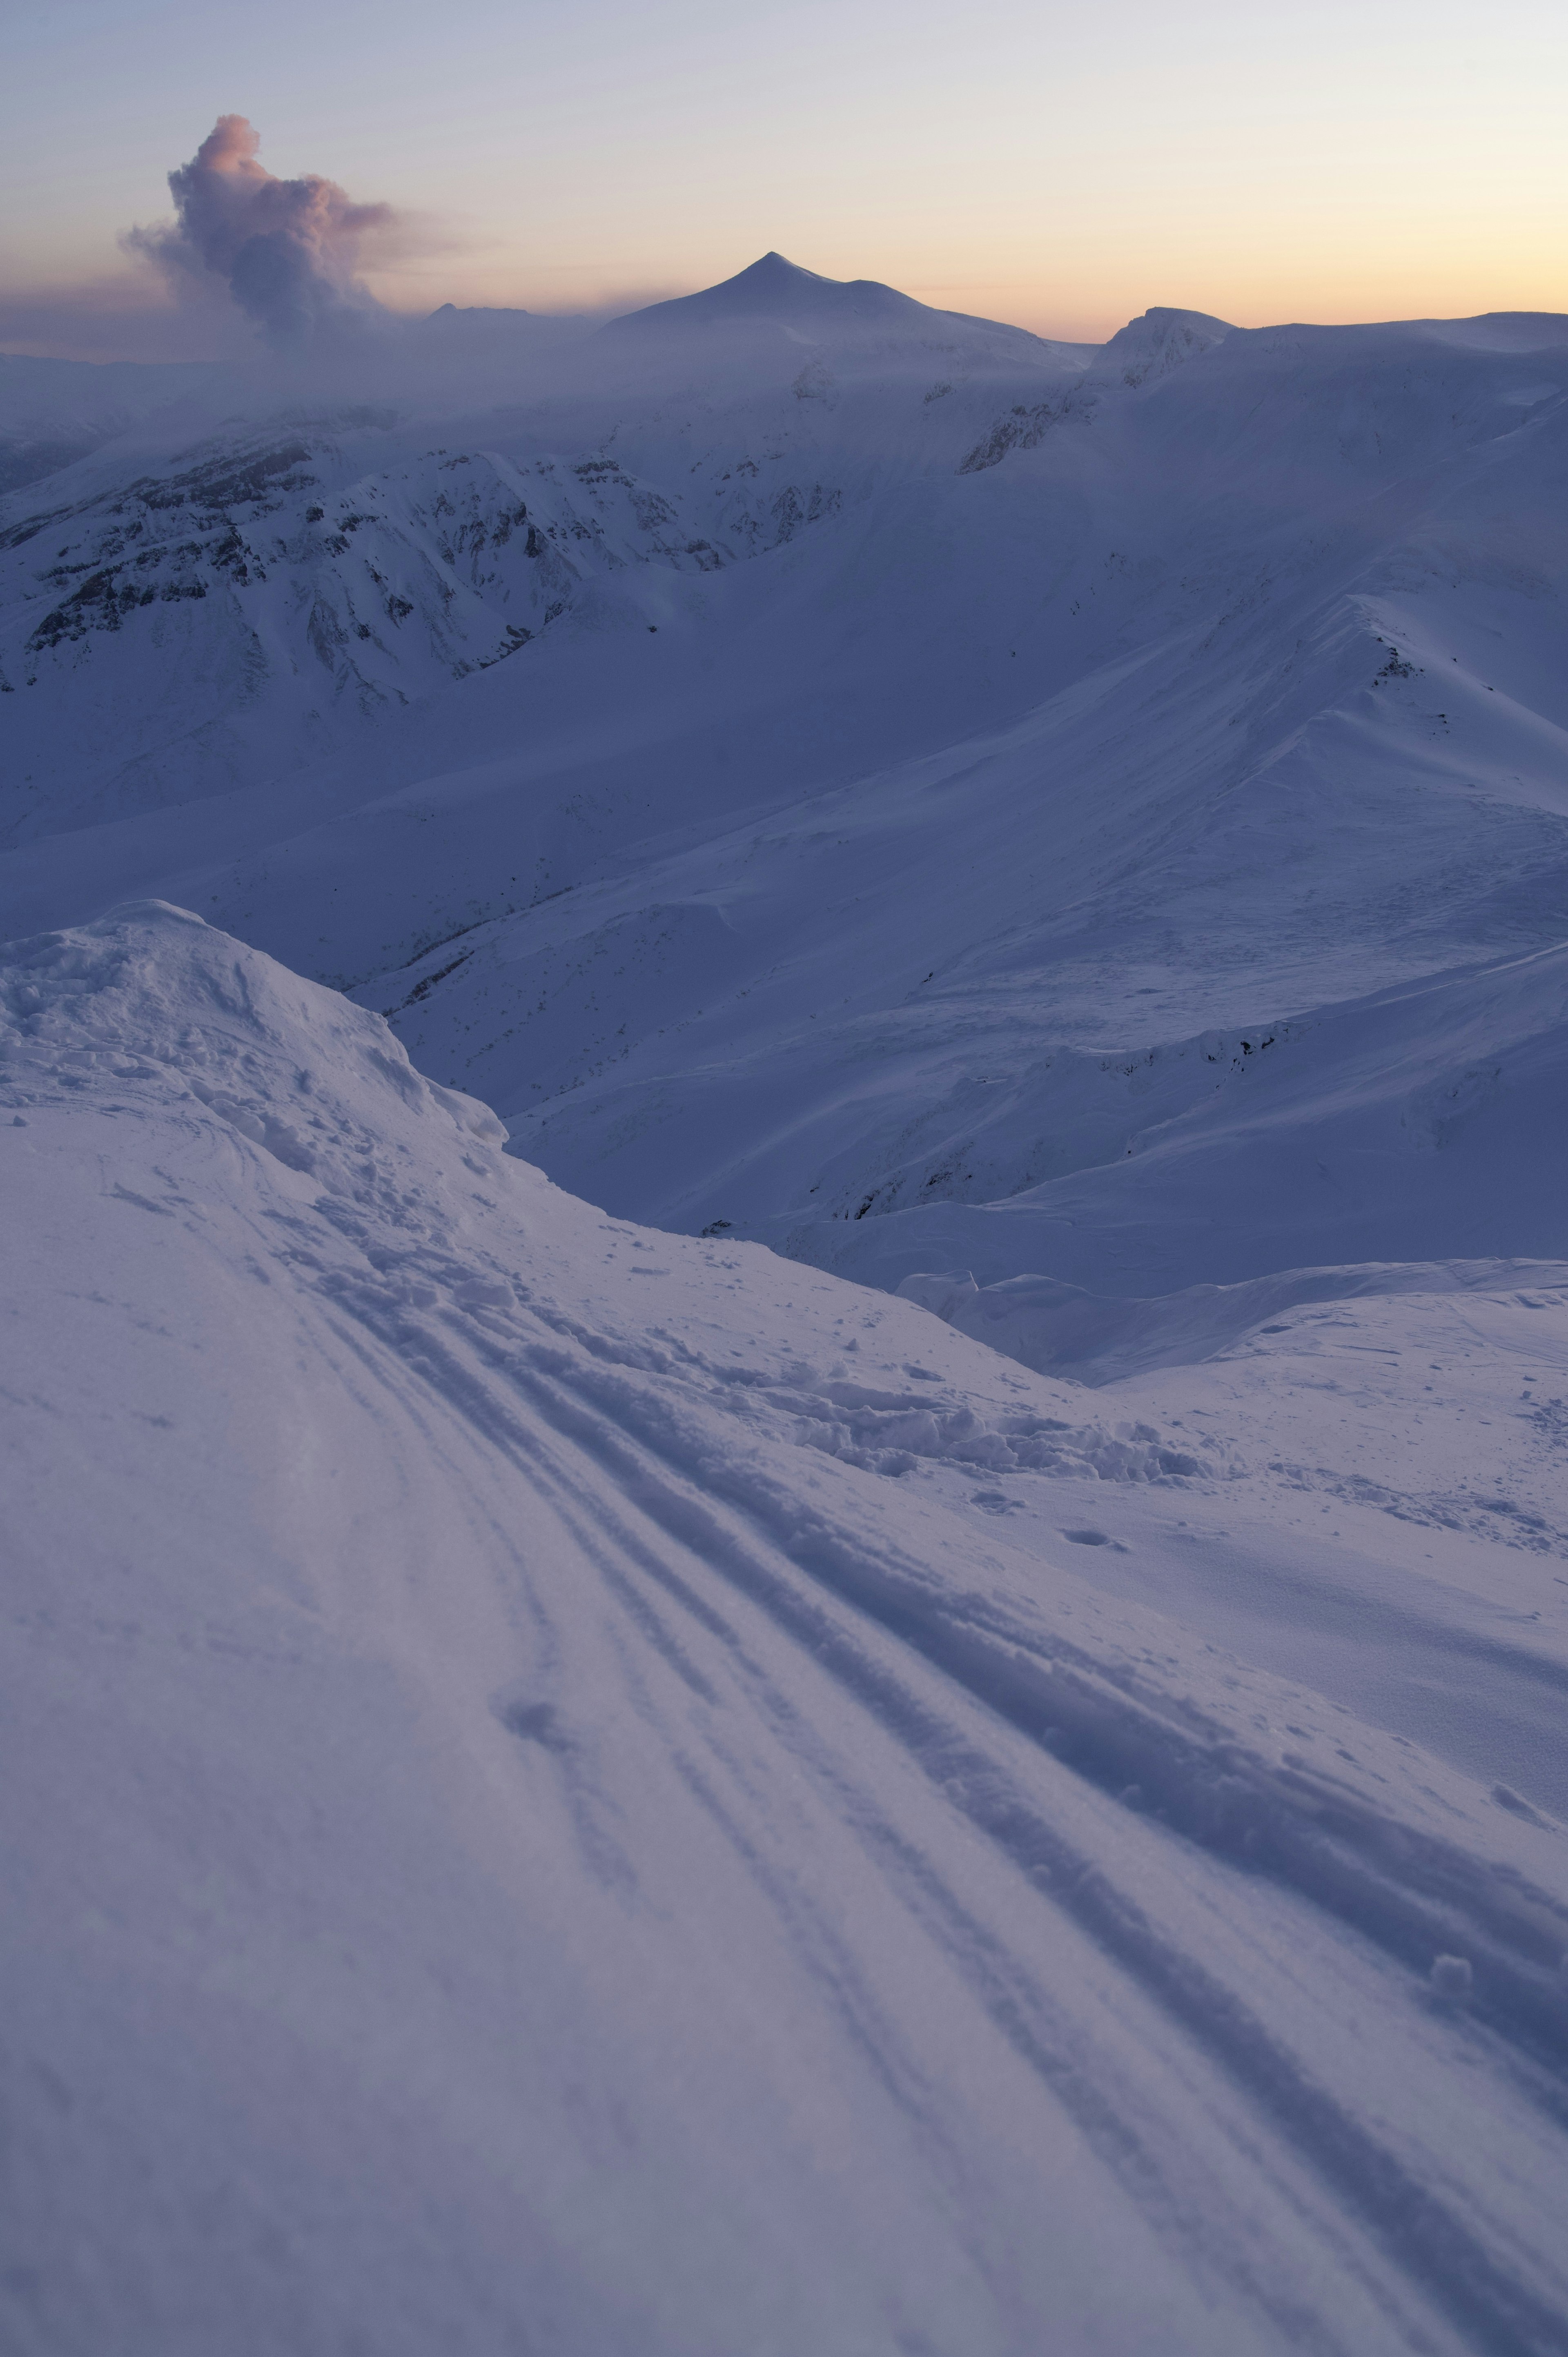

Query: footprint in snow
[972,1489,1024,1514]
[454,1276,514,1309]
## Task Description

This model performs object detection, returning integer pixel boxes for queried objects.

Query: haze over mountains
[4,255,1565,1311]
[5,231,1568,2354]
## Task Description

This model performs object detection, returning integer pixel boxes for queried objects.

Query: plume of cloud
[127,116,394,346]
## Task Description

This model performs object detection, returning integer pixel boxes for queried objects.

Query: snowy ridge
[777,930,1568,1298]
[0,375,1081,835]
[0,426,738,830]
[5,902,1568,2352]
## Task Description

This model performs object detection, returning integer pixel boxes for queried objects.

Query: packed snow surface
[6,906,1568,2355]
[4,256,1568,2350]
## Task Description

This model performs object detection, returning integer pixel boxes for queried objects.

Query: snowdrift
[4,903,1568,2354]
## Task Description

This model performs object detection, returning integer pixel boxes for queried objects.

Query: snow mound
[0,897,505,1164]
[6,904,1568,2353]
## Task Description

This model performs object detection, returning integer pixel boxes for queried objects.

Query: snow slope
[5,902,1568,2355]
[0,354,216,496]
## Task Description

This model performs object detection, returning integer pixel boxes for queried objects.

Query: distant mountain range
[3,259,1566,1309]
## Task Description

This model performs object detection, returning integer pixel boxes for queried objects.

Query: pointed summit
[602,254,1029,342]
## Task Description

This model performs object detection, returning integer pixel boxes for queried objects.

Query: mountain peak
[1097,306,1234,387]
[729,251,829,286]
[602,252,940,337]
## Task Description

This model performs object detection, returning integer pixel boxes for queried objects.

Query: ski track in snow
[5,266,1568,2350]
[4,904,1568,2353]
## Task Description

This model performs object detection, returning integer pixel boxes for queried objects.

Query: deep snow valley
[4,257,1568,2354]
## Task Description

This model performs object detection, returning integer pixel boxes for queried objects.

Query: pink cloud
[127,116,394,345]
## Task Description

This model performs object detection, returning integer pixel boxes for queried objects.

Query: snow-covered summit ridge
[416,302,595,355]
[1091,304,1233,387]
[0,897,506,1166]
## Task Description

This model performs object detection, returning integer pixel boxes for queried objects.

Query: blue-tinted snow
[4,263,1568,2352]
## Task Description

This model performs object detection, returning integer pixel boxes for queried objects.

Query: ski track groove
[306,1236,1568,2353]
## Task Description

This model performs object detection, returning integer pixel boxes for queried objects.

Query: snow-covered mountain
[0,258,1090,833]
[601,248,1064,364]
[0,352,217,494]
[6,270,1561,1312]
[5,255,1568,2350]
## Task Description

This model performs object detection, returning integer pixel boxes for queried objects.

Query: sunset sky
[4,0,1565,358]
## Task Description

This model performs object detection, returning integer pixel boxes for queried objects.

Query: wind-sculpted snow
[5,904,1568,2353]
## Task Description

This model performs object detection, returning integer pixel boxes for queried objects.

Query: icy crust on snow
[6,905,1568,2355]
